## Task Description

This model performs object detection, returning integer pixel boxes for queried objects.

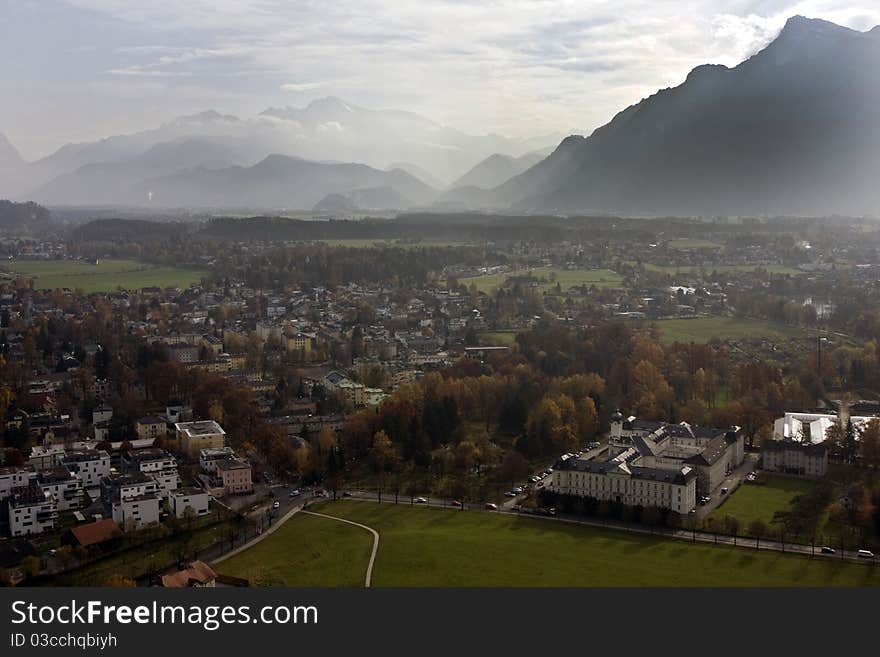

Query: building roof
[10,483,48,505]
[160,561,217,588]
[66,519,123,547]
[215,458,250,472]
[175,420,225,437]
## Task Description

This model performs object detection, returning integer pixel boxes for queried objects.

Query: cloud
[5,0,880,156]
[281,82,326,92]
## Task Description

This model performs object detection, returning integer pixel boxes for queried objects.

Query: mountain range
[2,16,878,216]
[480,16,880,216]
[0,98,559,209]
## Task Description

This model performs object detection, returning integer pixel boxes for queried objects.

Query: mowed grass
[654,317,808,344]
[1,258,206,293]
[459,266,622,294]
[640,262,801,276]
[221,501,879,587]
[217,512,373,587]
[709,476,817,528]
[477,330,518,346]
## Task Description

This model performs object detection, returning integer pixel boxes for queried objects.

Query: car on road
[342,491,353,497]
[272,501,280,509]
[858,549,875,559]
[504,491,517,497]
[720,487,729,495]
[289,489,301,498]
[415,497,427,504]
[821,546,836,554]
[485,502,498,510]
[450,500,462,508]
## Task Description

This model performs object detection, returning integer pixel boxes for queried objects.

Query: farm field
[0,258,206,293]
[216,501,879,587]
[709,476,818,529]
[459,266,623,294]
[653,317,809,343]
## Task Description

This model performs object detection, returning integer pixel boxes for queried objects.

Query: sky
[2,0,880,159]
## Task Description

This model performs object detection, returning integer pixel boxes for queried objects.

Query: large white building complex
[550,412,744,515]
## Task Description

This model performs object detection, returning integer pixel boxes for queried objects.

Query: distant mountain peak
[778,14,858,39]
[0,132,25,169]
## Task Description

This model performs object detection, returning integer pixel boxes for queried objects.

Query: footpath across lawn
[218,501,879,587]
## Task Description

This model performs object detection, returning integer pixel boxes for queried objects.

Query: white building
[0,466,36,499]
[100,473,161,531]
[62,449,112,489]
[37,466,83,512]
[199,447,235,474]
[123,449,180,494]
[762,440,828,477]
[8,483,58,537]
[28,445,67,471]
[772,411,875,443]
[168,487,211,518]
[550,412,744,514]
[175,420,227,456]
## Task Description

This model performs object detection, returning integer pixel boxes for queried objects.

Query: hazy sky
[2,0,880,159]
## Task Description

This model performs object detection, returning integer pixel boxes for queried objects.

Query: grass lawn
[477,330,518,346]
[709,476,817,529]
[653,317,809,344]
[0,258,206,293]
[459,266,622,294]
[219,501,879,587]
[640,263,801,276]
[218,512,373,586]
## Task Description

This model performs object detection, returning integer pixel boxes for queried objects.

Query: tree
[748,519,767,549]
[859,418,880,468]
[368,430,399,473]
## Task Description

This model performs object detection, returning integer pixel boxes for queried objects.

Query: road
[695,451,760,521]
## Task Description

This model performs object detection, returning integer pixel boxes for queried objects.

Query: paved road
[696,452,760,521]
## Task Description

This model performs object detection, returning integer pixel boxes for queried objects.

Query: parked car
[289,489,301,498]
[504,491,517,497]
[858,549,875,559]
[451,500,462,508]
[720,487,729,495]
[415,497,427,504]
[272,501,280,509]
[821,546,835,554]
[485,502,498,510]
[342,491,353,497]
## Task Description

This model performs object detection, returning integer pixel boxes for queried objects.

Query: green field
[0,258,206,293]
[654,317,808,343]
[217,513,372,586]
[217,501,879,587]
[709,476,817,529]
[477,330,519,346]
[641,262,801,276]
[459,266,623,294]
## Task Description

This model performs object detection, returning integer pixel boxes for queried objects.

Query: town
[0,208,879,586]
